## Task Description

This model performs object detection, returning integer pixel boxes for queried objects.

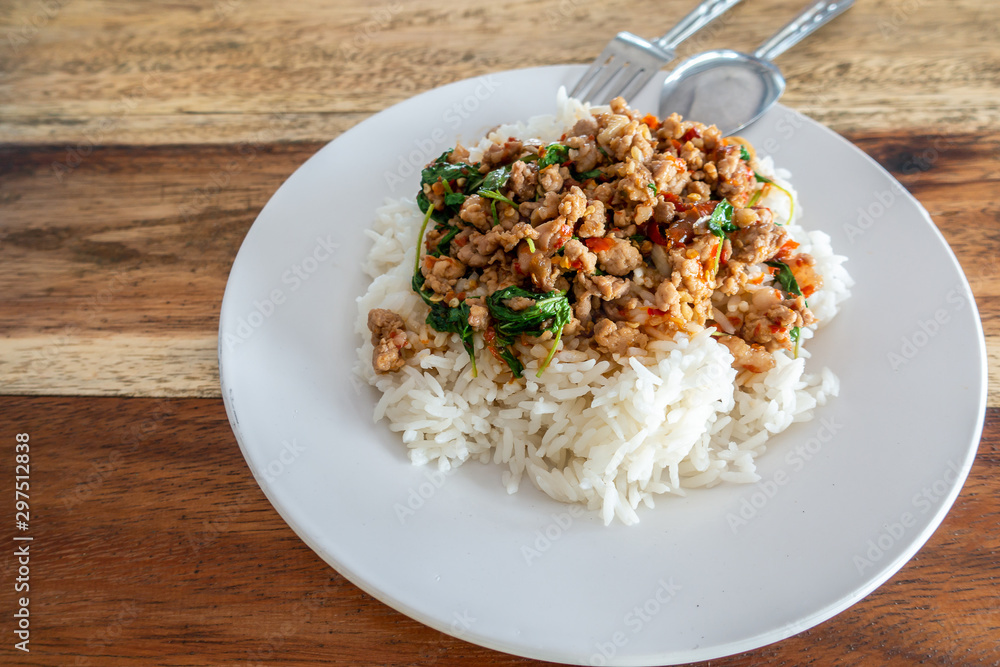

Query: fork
[569,0,743,105]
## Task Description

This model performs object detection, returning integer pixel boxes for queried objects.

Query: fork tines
[569,32,674,105]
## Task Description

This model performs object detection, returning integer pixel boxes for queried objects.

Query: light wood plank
[1,0,999,145]
[3,331,999,405]
[0,334,219,396]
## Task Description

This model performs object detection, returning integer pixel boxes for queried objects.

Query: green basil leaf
[444,192,466,206]
[431,225,461,257]
[766,260,804,299]
[486,286,572,377]
[480,165,512,193]
[426,301,477,376]
[537,143,570,169]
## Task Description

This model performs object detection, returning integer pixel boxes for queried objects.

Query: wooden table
[2,0,998,664]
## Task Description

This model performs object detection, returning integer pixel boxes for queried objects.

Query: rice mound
[355,93,852,526]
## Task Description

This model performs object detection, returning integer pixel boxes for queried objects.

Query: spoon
[659,0,855,136]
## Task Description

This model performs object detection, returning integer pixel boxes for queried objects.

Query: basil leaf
[426,301,477,376]
[487,286,572,377]
[492,341,524,377]
[411,204,437,305]
[574,168,603,180]
[480,165,511,193]
[420,150,475,188]
[705,200,736,273]
[707,200,737,235]
[418,150,485,223]
[537,143,570,169]
[431,225,461,257]
[739,145,752,163]
[766,260,804,299]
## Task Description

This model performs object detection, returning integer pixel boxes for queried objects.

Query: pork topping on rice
[367,97,822,377]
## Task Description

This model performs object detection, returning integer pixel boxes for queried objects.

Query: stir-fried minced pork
[367,308,408,373]
[370,98,823,377]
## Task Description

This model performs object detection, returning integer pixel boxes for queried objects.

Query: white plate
[218,66,987,665]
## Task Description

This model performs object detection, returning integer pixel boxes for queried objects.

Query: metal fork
[569,0,743,105]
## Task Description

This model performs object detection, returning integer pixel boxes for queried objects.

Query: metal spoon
[659,0,854,136]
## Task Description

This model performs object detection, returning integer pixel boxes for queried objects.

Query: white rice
[355,95,853,525]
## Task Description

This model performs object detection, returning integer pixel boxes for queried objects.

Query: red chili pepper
[646,220,668,246]
[483,325,506,364]
[646,219,693,248]
[584,237,616,253]
[551,223,573,250]
[681,127,701,142]
[692,201,718,217]
[775,240,800,260]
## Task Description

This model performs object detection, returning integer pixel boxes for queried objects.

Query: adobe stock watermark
[544,0,585,26]
[7,0,68,55]
[393,465,457,524]
[520,503,586,565]
[853,458,964,575]
[339,2,403,62]
[259,439,306,485]
[213,0,243,21]
[726,416,844,534]
[222,235,339,351]
[589,577,682,666]
[876,0,927,38]
[449,609,476,639]
[886,283,970,371]
[383,75,503,193]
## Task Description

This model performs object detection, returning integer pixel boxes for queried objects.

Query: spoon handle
[653,0,744,51]
[752,0,855,62]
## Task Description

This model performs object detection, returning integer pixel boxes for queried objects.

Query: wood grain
[1,0,998,664]
[2,135,998,401]
[1,0,999,146]
[1,396,998,666]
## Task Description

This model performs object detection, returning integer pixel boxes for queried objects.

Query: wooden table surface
[2,0,998,665]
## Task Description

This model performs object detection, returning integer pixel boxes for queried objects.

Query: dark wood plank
[1,396,996,665]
